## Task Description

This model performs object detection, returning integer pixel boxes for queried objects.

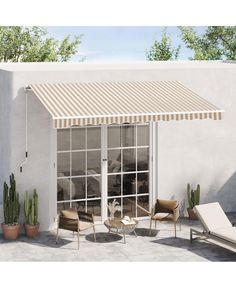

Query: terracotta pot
[187,208,198,220]
[1,223,20,240]
[24,223,40,238]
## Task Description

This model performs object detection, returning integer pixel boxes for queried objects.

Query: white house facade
[0,61,235,231]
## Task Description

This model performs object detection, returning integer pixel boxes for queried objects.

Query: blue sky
[46,26,206,62]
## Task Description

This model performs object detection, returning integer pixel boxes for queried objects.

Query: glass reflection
[137,148,149,171]
[137,125,149,146]
[57,152,70,177]
[108,150,121,173]
[72,128,85,150]
[123,149,136,172]
[87,127,101,149]
[57,129,70,151]
[72,151,86,176]
[87,176,101,198]
[108,175,121,197]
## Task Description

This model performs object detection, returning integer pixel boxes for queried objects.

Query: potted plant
[24,189,39,237]
[187,183,200,220]
[1,173,21,240]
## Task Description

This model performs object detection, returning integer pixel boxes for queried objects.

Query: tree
[179,26,236,60]
[0,26,82,62]
[146,29,181,61]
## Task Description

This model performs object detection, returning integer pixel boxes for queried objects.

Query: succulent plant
[3,173,20,225]
[187,183,200,209]
[24,189,39,225]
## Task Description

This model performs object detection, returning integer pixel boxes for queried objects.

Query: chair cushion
[152,212,174,221]
[155,199,178,214]
[211,227,236,245]
[79,221,94,231]
[60,209,78,219]
[194,202,232,232]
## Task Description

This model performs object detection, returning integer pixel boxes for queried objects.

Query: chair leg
[174,222,177,238]
[155,221,157,229]
[56,227,59,244]
[149,218,152,236]
[77,232,80,250]
[93,225,96,242]
[179,219,181,231]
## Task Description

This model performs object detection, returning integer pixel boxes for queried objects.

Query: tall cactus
[3,173,20,225]
[187,183,200,209]
[24,189,39,225]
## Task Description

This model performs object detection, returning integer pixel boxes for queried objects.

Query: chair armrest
[173,204,180,221]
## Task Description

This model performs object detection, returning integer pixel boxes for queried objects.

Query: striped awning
[29,81,223,129]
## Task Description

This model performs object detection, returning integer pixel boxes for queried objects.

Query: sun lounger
[190,202,236,250]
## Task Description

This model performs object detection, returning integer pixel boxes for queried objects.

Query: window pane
[57,129,70,151]
[137,195,149,217]
[87,200,101,216]
[108,175,121,197]
[87,127,101,149]
[107,198,122,218]
[72,151,85,176]
[57,152,70,177]
[87,151,101,174]
[108,126,121,148]
[137,173,149,194]
[108,149,121,173]
[123,149,136,172]
[137,125,149,146]
[57,178,70,201]
[87,176,101,198]
[72,128,85,150]
[123,173,136,195]
[122,125,135,147]
[72,201,85,212]
[137,148,149,171]
[123,197,136,218]
[57,202,70,213]
[72,177,85,200]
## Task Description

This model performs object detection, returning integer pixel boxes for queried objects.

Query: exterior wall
[0,62,235,231]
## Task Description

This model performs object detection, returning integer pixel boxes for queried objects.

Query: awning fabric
[29,81,223,129]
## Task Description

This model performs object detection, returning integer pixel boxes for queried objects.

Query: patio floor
[1,214,236,262]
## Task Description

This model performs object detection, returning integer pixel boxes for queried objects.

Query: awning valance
[29,81,223,129]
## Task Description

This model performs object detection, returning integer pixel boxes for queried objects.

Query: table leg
[123,233,126,244]
[133,230,137,237]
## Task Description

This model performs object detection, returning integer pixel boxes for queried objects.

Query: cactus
[187,183,200,209]
[3,173,20,225]
[24,189,39,225]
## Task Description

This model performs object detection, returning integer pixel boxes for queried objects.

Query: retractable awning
[29,81,223,129]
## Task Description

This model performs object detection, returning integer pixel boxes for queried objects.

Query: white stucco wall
[0,61,235,230]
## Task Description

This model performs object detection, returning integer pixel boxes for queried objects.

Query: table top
[104,218,138,229]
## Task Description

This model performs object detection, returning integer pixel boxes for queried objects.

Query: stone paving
[1,215,236,262]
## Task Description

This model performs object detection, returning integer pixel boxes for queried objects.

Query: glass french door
[57,124,151,221]
[107,124,150,218]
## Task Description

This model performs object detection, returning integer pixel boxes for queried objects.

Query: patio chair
[149,199,180,237]
[56,209,96,249]
[190,202,236,250]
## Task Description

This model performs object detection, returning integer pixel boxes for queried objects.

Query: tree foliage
[179,26,236,60]
[0,26,82,62]
[146,29,181,61]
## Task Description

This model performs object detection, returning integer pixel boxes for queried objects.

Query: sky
[46,26,206,62]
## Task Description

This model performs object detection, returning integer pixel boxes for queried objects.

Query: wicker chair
[149,199,180,237]
[56,209,96,249]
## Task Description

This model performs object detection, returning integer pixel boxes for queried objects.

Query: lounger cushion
[211,227,236,245]
[194,202,232,232]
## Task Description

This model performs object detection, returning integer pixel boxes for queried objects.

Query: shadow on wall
[203,170,236,212]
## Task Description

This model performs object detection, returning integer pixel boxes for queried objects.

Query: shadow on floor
[86,232,122,243]
[151,237,236,261]
[135,228,158,237]
[0,232,72,249]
